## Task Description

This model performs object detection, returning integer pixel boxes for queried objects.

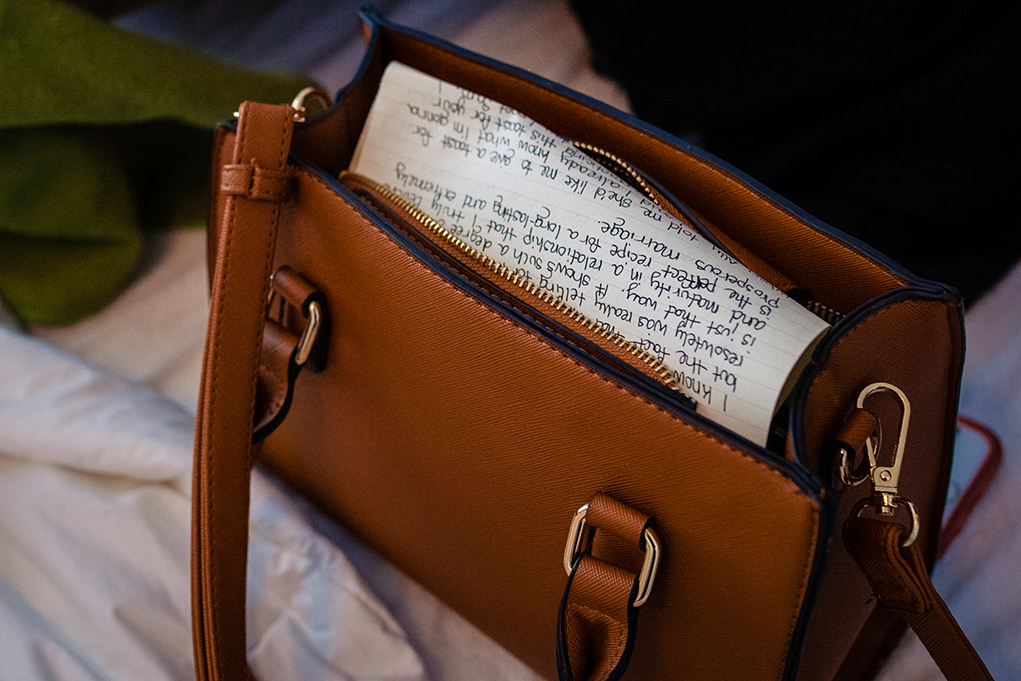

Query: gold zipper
[339,170,675,388]
[570,141,662,205]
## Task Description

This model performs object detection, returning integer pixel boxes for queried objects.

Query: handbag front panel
[258,165,826,681]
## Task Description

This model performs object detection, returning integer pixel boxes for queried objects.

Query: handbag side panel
[790,291,964,681]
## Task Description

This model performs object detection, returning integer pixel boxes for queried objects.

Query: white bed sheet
[3,1,1019,679]
[0,322,425,681]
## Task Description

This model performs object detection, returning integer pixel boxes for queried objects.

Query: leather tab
[588,492,649,547]
[844,516,995,681]
[253,267,330,443]
[557,494,653,681]
[833,408,879,458]
[254,320,298,442]
[271,265,319,312]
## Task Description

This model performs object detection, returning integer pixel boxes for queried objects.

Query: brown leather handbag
[192,8,992,681]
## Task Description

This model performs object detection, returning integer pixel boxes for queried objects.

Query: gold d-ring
[291,86,331,122]
[294,300,322,367]
[563,502,661,607]
[853,495,921,548]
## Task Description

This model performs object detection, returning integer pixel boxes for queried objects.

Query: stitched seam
[277,110,290,168]
[205,109,253,681]
[320,168,821,675]
[195,125,225,681]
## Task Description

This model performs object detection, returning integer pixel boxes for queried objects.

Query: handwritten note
[349,62,830,445]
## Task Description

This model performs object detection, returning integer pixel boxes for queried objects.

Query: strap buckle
[563,502,661,607]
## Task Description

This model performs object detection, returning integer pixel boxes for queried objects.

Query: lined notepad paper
[350,62,830,445]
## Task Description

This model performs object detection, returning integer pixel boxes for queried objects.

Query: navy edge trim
[354,6,955,299]
[789,283,965,468]
[781,484,838,680]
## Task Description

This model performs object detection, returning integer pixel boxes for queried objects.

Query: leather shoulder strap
[844,516,995,681]
[192,101,294,681]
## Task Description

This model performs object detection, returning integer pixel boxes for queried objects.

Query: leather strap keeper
[221,162,293,202]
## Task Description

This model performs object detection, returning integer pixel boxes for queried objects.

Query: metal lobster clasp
[853,382,920,546]
[858,382,910,511]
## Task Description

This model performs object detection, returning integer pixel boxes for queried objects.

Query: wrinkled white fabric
[0,328,425,681]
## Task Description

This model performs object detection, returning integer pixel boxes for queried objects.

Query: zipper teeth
[342,171,674,387]
[804,300,844,325]
[571,141,659,204]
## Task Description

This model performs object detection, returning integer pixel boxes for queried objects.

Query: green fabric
[0,0,316,325]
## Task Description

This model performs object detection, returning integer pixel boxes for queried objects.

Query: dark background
[570,0,1020,301]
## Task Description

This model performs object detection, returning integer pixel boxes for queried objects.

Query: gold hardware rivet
[879,471,892,481]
